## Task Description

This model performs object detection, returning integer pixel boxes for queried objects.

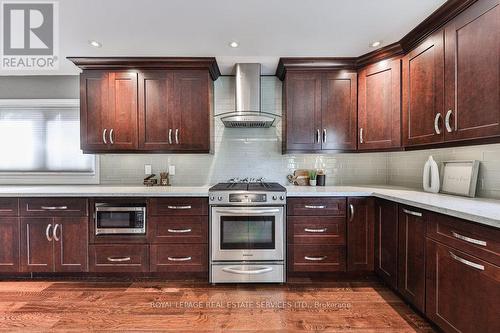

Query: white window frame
[0,99,100,185]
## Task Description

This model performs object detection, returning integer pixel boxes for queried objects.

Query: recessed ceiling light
[370,41,382,48]
[229,41,239,48]
[88,40,102,48]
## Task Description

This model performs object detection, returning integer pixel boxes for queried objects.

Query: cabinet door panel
[402,30,445,146]
[284,72,322,151]
[426,239,500,333]
[374,200,399,289]
[321,72,357,150]
[171,70,211,151]
[0,218,19,272]
[138,70,175,150]
[398,206,426,312]
[53,218,88,272]
[20,218,53,272]
[107,72,138,150]
[80,71,109,151]
[358,59,401,150]
[444,0,500,141]
[347,197,374,271]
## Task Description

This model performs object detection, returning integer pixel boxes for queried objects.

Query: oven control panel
[209,191,286,205]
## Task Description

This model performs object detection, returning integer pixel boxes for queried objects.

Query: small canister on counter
[316,172,326,186]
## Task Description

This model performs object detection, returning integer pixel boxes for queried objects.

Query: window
[0,99,99,184]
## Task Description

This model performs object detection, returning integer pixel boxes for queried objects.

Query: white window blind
[0,100,98,184]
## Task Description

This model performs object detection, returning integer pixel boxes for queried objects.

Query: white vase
[309,180,317,186]
[423,156,440,193]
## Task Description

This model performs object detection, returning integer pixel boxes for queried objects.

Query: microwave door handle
[215,209,280,215]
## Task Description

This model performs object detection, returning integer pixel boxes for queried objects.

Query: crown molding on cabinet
[67,57,221,81]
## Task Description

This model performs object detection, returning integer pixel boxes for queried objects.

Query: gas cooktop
[209,180,286,205]
[209,182,286,192]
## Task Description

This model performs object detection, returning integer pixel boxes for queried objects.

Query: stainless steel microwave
[95,203,146,235]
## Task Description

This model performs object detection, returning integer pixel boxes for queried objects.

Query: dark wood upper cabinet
[398,206,427,313]
[322,72,357,151]
[358,58,401,150]
[347,197,374,271]
[283,71,322,152]
[444,0,500,142]
[402,30,445,147]
[374,199,399,289]
[70,57,219,154]
[283,70,357,153]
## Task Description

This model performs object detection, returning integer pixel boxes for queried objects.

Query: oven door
[211,206,284,261]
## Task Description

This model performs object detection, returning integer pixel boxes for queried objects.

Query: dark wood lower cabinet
[288,244,346,272]
[374,199,399,289]
[150,244,207,272]
[89,244,149,273]
[347,197,374,271]
[54,218,88,272]
[0,218,19,272]
[398,206,427,312]
[20,218,54,272]
[426,239,500,333]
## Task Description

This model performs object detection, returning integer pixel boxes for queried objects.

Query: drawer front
[149,198,208,216]
[288,216,346,245]
[287,197,346,216]
[427,213,500,266]
[89,244,148,272]
[0,198,19,216]
[149,216,208,244]
[288,244,346,272]
[150,244,207,272]
[20,198,88,217]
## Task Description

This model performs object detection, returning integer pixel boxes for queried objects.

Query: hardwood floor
[0,279,435,332]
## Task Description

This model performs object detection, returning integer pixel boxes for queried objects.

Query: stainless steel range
[209,179,286,283]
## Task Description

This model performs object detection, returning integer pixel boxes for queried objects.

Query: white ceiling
[1,0,447,76]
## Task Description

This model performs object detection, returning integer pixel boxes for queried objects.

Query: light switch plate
[144,164,152,175]
[169,165,175,175]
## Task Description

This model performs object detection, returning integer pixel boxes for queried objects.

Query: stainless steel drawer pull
[168,129,173,144]
[304,228,327,233]
[167,256,192,262]
[304,256,327,261]
[222,267,273,275]
[175,129,179,144]
[102,128,108,144]
[167,205,192,210]
[53,224,60,242]
[107,256,131,262]
[45,223,53,242]
[402,208,422,217]
[41,206,68,210]
[109,128,114,145]
[434,113,442,135]
[349,204,355,222]
[304,205,326,209]
[316,129,320,143]
[0,209,13,212]
[449,252,484,271]
[452,232,487,247]
[167,228,192,233]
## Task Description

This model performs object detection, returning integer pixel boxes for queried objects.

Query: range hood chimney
[221,63,275,128]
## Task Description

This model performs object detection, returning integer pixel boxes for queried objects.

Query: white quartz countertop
[0,184,498,229]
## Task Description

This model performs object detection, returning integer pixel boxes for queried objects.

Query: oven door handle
[222,266,273,275]
[215,209,280,215]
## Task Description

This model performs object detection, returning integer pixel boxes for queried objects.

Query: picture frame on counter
[440,160,480,198]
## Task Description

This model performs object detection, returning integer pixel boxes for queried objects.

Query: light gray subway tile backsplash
[98,75,500,199]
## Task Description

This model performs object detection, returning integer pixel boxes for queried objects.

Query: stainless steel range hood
[221,63,276,128]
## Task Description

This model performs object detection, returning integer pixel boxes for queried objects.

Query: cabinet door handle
[102,129,108,144]
[322,129,327,143]
[359,128,364,144]
[107,256,131,262]
[304,205,326,209]
[402,208,422,217]
[316,129,320,143]
[45,224,53,242]
[452,231,487,247]
[167,205,192,210]
[305,256,327,261]
[168,129,173,144]
[304,228,327,233]
[109,128,114,145]
[167,228,192,233]
[434,113,442,135]
[349,204,355,222]
[167,256,192,262]
[53,224,60,242]
[445,110,454,133]
[41,206,68,210]
[175,129,179,144]
[449,251,484,271]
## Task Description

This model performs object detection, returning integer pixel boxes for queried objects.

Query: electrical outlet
[144,164,152,175]
[169,165,175,176]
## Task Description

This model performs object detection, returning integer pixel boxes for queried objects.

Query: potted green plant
[309,170,317,186]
